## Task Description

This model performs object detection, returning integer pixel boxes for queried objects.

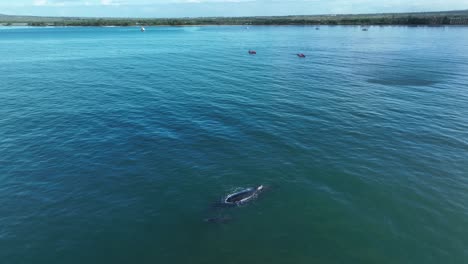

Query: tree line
[3,12,468,26]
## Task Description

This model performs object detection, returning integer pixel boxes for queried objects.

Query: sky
[0,0,467,18]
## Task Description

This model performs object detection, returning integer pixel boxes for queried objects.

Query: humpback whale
[205,185,266,224]
[224,185,264,205]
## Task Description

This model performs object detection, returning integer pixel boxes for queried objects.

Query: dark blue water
[1,26,468,264]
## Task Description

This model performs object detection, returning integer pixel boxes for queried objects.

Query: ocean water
[1,25,468,264]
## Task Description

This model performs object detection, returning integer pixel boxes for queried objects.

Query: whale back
[225,188,255,204]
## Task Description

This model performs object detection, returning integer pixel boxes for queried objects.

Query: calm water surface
[1,26,468,264]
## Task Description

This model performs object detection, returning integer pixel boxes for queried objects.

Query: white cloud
[25,0,468,8]
[33,0,48,6]
[28,0,126,6]
[1,0,466,17]
[101,0,122,5]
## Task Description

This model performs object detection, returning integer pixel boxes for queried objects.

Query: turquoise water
[1,26,468,263]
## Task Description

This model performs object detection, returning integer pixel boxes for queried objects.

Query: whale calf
[204,215,233,224]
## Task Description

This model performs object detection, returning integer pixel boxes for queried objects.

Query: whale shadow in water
[203,215,233,224]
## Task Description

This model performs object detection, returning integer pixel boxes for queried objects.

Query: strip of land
[1,10,468,26]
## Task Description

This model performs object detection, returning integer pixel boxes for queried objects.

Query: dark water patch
[367,78,438,86]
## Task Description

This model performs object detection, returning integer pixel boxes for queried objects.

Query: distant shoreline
[2,24,468,28]
[1,10,468,27]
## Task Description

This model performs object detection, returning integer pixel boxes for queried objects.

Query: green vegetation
[1,10,468,27]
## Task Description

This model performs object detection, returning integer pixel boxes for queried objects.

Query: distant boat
[297,53,306,58]
[315,27,320,30]
[362,27,369,31]
[141,26,145,32]
[248,50,257,55]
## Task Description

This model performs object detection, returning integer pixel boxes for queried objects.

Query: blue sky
[1,0,467,18]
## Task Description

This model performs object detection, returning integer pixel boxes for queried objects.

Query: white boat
[141,26,145,32]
